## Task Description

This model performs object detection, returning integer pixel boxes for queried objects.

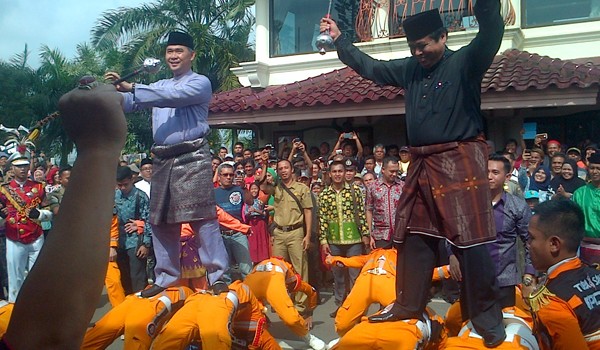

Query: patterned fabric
[150,138,217,225]
[114,187,152,250]
[318,183,368,245]
[393,137,496,247]
[366,179,404,241]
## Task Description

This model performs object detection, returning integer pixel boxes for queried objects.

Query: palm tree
[91,0,255,92]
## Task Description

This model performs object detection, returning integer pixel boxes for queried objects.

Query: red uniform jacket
[0,180,45,244]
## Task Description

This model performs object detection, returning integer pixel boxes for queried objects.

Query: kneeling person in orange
[326,249,450,337]
[0,301,14,338]
[105,213,126,307]
[81,286,193,350]
[152,280,278,350]
[244,257,325,349]
[443,308,538,350]
[329,307,446,350]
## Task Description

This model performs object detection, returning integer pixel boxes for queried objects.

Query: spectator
[526,165,552,203]
[546,139,562,158]
[572,152,600,264]
[566,147,587,179]
[500,151,524,198]
[318,161,369,317]
[135,157,152,199]
[233,142,244,155]
[214,164,253,282]
[526,200,600,349]
[241,158,256,188]
[272,159,313,314]
[450,154,534,309]
[243,148,253,159]
[372,144,385,176]
[233,153,244,164]
[362,171,377,187]
[361,155,376,175]
[523,190,540,214]
[289,139,313,175]
[309,146,320,160]
[549,152,566,179]
[366,157,404,249]
[0,147,50,302]
[218,146,228,160]
[398,146,410,178]
[319,142,331,158]
[114,166,152,294]
[244,182,270,264]
[550,159,586,200]
[343,158,358,185]
[0,152,7,180]
[330,132,363,167]
[128,163,140,183]
[386,144,399,158]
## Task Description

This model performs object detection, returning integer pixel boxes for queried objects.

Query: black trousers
[394,234,502,334]
[117,247,148,295]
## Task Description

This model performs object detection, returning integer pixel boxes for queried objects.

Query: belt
[221,229,237,235]
[275,223,303,232]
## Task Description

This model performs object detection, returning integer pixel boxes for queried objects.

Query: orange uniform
[105,214,126,307]
[244,257,318,337]
[443,308,538,350]
[331,307,446,350]
[152,281,279,350]
[0,301,14,339]
[328,249,451,336]
[528,258,600,350]
[81,286,193,350]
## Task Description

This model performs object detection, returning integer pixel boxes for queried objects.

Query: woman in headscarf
[550,159,586,200]
[527,165,552,203]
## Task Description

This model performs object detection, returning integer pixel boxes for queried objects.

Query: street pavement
[91,286,450,349]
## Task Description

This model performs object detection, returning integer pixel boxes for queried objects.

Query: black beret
[167,31,194,49]
[588,152,600,165]
[402,9,444,41]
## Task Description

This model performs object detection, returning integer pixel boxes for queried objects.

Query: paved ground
[91,287,450,349]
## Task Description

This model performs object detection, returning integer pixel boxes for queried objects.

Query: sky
[0,0,149,68]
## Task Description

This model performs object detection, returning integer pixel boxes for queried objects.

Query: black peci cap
[402,9,444,41]
[167,31,194,49]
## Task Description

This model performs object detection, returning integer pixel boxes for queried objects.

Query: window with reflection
[523,0,600,27]
[389,0,473,38]
[270,0,360,57]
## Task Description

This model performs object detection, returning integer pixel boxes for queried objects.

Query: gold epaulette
[528,285,556,313]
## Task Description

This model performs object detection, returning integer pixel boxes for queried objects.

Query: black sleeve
[335,33,409,88]
[465,0,505,76]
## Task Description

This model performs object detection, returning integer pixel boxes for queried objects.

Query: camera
[235,170,244,176]
[292,138,301,144]
[343,133,353,139]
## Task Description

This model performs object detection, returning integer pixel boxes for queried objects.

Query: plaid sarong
[393,137,495,247]
[150,138,216,225]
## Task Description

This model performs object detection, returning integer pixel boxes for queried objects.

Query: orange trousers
[151,293,233,350]
[245,271,308,337]
[82,296,165,350]
[332,318,427,350]
[335,273,396,336]
[105,261,126,307]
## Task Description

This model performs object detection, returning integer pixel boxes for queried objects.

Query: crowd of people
[0,3,599,348]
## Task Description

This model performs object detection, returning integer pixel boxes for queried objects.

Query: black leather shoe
[482,323,506,348]
[140,284,166,298]
[210,280,229,295]
[368,303,405,323]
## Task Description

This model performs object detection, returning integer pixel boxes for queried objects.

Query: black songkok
[588,152,600,165]
[402,9,444,41]
[167,31,194,49]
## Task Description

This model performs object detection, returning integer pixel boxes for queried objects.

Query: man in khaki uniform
[272,159,313,313]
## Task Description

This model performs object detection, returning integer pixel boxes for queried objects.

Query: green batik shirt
[318,183,368,245]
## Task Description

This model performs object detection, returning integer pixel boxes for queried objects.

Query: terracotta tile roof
[210,49,600,113]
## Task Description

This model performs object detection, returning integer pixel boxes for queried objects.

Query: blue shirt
[114,187,152,250]
[488,192,535,287]
[214,186,244,222]
[121,69,212,145]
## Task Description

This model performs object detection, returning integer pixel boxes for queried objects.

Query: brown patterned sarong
[393,137,495,247]
[150,138,216,225]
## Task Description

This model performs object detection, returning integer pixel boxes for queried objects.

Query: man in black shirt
[321,0,506,347]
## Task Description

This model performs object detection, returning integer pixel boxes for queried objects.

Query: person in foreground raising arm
[3,83,127,349]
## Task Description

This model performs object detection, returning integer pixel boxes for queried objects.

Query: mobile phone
[335,149,342,154]
[235,170,244,176]
[536,133,548,141]
[292,138,301,143]
[343,133,353,139]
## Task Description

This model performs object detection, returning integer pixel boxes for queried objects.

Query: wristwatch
[522,275,534,287]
